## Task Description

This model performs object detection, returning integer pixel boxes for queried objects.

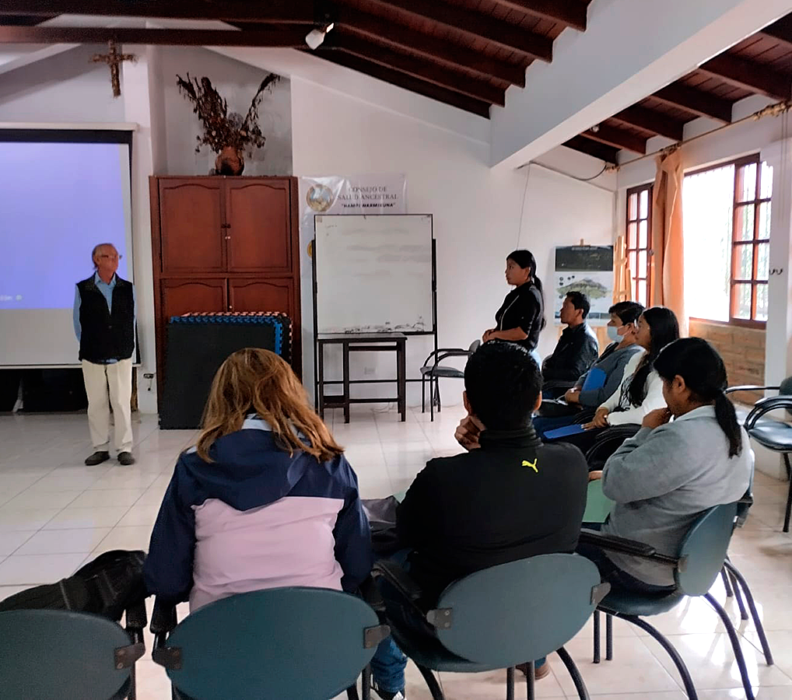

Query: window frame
[625,183,653,307]
[685,154,769,328]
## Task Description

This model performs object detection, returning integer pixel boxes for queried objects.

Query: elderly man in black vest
[72,243,136,466]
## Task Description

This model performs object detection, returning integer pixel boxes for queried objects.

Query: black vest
[77,275,135,362]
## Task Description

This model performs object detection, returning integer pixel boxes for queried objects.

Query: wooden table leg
[343,341,351,424]
[317,342,325,419]
[398,340,406,422]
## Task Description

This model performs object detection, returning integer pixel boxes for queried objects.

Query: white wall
[0,44,125,122]
[154,46,292,176]
[292,78,615,406]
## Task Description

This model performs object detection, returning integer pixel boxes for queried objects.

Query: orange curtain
[651,147,688,336]
[613,234,632,303]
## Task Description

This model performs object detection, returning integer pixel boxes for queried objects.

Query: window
[626,184,652,306]
[683,155,772,324]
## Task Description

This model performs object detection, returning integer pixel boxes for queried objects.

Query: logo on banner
[306,184,334,213]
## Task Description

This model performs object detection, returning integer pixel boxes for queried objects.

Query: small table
[317,333,407,423]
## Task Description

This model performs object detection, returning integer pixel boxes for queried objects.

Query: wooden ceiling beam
[328,32,504,105]
[652,84,732,123]
[581,124,647,154]
[0,0,319,24]
[698,54,791,101]
[0,25,307,47]
[366,0,553,61]
[335,10,526,86]
[759,14,792,47]
[490,0,587,31]
[563,136,618,164]
[312,49,491,117]
[610,106,685,141]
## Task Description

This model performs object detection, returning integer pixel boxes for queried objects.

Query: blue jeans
[370,555,545,693]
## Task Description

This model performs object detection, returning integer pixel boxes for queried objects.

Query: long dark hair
[655,338,743,457]
[507,249,546,330]
[627,306,680,406]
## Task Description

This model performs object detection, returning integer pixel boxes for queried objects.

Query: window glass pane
[760,162,774,200]
[638,280,647,306]
[638,251,647,277]
[683,164,733,322]
[735,204,755,241]
[639,189,649,219]
[757,243,770,281]
[629,252,637,275]
[733,244,753,280]
[758,202,771,240]
[639,221,648,248]
[737,163,757,202]
[756,283,768,322]
[733,283,752,319]
[628,193,637,220]
[628,223,637,248]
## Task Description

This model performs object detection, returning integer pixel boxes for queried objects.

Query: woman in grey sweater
[586,338,753,591]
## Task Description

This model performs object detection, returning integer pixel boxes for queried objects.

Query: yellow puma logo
[522,458,538,473]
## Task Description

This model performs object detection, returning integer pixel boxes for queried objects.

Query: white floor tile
[0,553,88,585]
[44,506,131,530]
[3,490,82,510]
[15,528,112,555]
[0,531,35,556]
[69,489,146,508]
[0,508,61,532]
[92,526,152,554]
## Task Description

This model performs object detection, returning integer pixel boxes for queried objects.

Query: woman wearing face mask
[483,249,545,363]
[532,301,644,439]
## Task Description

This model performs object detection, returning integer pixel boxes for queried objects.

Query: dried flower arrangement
[176,73,281,174]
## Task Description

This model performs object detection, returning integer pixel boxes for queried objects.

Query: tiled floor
[1,405,792,699]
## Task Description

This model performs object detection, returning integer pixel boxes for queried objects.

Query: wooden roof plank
[328,32,505,104]
[489,0,587,31]
[610,105,685,141]
[581,124,647,154]
[312,48,492,117]
[367,0,554,61]
[336,9,526,86]
[698,53,791,100]
[652,84,733,123]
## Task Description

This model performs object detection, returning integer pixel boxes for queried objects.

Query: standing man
[73,243,136,466]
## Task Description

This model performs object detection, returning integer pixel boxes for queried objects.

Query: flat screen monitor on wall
[0,129,134,367]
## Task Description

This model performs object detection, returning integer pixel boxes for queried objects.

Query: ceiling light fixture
[305,23,335,50]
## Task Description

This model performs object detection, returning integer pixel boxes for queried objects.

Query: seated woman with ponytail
[583,338,753,592]
[552,306,679,457]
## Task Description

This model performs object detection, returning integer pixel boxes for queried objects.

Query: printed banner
[299,174,407,242]
[554,246,614,326]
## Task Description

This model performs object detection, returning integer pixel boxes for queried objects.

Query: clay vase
[215,146,245,176]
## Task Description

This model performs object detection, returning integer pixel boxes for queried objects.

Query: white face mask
[607,325,621,342]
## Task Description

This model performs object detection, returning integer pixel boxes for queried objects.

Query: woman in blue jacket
[144,348,372,610]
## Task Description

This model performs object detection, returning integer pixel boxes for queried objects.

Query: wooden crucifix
[91,41,137,98]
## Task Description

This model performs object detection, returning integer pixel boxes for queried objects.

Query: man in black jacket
[370,341,589,699]
[73,243,136,466]
[542,291,599,398]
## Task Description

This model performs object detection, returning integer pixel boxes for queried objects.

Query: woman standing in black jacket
[483,249,545,362]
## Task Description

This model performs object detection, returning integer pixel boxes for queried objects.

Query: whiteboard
[314,215,434,334]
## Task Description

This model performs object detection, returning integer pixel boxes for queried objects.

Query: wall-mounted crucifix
[91,41,137,98]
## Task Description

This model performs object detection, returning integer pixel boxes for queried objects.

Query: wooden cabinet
[226,180,292,273]
[229,278,294,315]
[150,176,301,404]
[159,180,225,273]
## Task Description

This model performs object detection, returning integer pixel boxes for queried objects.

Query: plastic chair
[716,486,775,668]
[582,479,613,525]
[374,554,609,700]
[0,605,146,700]
[150,588,390,700]
[420,341,479,421]
[583,502,760,700]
